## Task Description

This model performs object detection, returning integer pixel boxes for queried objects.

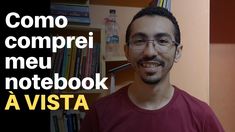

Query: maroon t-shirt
[80,86,224,132]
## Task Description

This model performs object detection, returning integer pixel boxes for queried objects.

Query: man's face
[125,15,182,84]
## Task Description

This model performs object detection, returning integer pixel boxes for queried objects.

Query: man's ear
[174,44,183,63]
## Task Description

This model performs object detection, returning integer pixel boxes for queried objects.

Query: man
[80,6,224,132]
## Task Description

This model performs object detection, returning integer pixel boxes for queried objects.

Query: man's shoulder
[174,86,213,116]
[175,86,208,106]
[175,86,224,131]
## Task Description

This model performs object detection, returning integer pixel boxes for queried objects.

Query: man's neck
[128,74,174,110]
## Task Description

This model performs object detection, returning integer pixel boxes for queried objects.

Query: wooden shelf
[51,0,89,5]
[51,0,151,7]
[52,89,106,94]
[105,56,127,62]
[90,0,152,7]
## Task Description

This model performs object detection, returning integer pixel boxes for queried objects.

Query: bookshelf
[51,0,151,7]
[105,55,127,62]
[90,0,151,7]
[51,24,106,91]
[50,24,107,132]
[50,1,136,132]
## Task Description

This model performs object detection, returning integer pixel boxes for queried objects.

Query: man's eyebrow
[154,33,172,38]
[131,32,172,39]
[131,32,147,38]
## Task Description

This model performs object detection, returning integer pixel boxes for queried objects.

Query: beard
[132,47,178,85]
[141,76,161,84]
[138,57,174,85]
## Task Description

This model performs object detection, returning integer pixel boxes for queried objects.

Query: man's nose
[143,41,159,57]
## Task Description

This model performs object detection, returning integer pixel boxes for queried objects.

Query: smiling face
[125,15,182,84]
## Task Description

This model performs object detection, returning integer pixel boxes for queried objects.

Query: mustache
[138,56,165,66]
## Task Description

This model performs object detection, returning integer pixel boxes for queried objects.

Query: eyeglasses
[129,35,179,52]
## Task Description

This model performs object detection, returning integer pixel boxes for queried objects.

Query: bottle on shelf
[104,9,120,58]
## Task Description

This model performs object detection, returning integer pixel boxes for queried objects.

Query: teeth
[142,63,159,68]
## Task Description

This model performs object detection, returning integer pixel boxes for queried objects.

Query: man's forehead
[130,15,174,37]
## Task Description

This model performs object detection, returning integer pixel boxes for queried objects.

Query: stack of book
[149,0,171,11]
[51,3,91,25]
[51,110,86,132]
[51,43,101,84]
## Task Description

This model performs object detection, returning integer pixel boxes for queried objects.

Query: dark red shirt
[80,86,224,132]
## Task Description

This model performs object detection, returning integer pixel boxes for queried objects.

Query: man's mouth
[138,61,163,74]
[137,57,165,74]
[140,61,161,68]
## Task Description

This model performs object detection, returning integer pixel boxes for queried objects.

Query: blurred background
[50,0,235,131]
[210,0,235,131]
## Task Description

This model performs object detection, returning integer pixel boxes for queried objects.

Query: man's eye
[158,39,169,44]
[133,40,145,44]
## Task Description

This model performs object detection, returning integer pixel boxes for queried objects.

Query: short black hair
[126,6,181,45]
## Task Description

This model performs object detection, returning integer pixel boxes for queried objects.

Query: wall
[89,5,140,57]
[210,44,235,132]
[210,0,235,131]
[89,0,209,102]
[171,0,209,102]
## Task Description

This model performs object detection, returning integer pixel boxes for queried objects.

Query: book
[51,3,91,25]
